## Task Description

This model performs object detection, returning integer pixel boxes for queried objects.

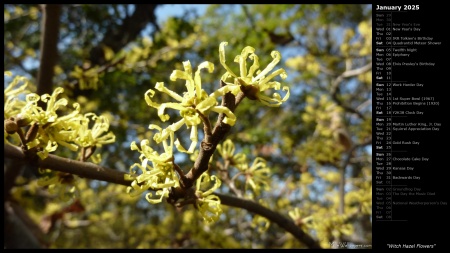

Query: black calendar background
[372,1,449,249]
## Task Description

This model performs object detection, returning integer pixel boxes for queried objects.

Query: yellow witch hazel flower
[217,41,290,107]
[37,168,79,202]
[21,87,77,126]
[4,71,31,119]
[7,84,116,160]
[237,157,271,196]
[74,113,116,163]
[289,207,313,228]
[216,139,247,166]
[127,126,179,204]
[19,87,82,159]
[145,60,236,153]
[75,113,116,148]
[195,172,223,224]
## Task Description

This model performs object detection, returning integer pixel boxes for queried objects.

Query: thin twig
[196,109,213,144]
[329,62,372,120]
[338,137,373,215]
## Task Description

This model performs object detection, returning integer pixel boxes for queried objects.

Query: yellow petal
[219,42,238,78]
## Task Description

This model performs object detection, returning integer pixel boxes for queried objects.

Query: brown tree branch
[5,142,321,248]
[36,4,61,97]
[4,143,131,186]
[216,193,321,249]
[183,85,243,187]
[6,7,61,247]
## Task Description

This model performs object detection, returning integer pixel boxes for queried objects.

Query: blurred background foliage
[4,4,372,248]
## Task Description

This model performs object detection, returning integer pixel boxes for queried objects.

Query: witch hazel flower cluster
[127,42,289,223]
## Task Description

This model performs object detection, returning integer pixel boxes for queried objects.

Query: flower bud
[15,113,31,127]
[4,118,18,134]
